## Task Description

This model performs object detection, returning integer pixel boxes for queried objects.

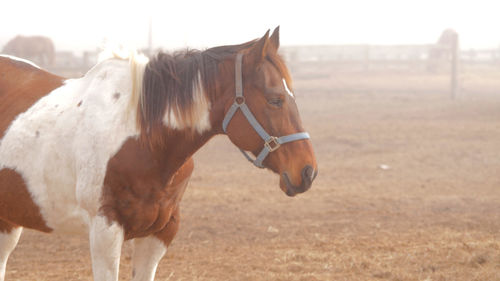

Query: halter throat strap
[222,53,310,168]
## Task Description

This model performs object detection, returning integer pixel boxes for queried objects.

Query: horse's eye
[268,98,283,108]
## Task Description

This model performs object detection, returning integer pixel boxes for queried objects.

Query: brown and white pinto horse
[0,27,317,281]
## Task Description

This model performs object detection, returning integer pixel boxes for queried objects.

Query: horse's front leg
[131,236,166,281]
[0,222,22,281]
[131,208,180,281]
[89,216,124,281]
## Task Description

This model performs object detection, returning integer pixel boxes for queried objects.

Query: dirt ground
[5,66,500,280]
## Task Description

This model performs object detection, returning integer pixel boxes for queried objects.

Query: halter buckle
[264,136,280,152]
[235,96,245,105]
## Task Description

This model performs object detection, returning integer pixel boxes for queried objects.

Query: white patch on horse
[0,227,22,281]
[0,54,40,69]
[132,236,167,281]
[162,71,211,133]
[90,216,124,281]
[0,57,141,233]
[282,79,294,98]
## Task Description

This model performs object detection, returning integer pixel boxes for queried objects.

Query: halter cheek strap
[222,53,310,168]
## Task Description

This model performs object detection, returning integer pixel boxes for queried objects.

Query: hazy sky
[1,0,499,53]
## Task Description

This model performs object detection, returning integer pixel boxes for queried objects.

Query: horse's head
[221,27,318,196]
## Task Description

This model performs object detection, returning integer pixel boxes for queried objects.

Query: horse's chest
[101,139,193,239]
[106,185,179,239]
[101,177,188,239]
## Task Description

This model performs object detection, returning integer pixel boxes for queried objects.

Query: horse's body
[0,54,191,280]
[2,36,55,67]
[0,28,317,281]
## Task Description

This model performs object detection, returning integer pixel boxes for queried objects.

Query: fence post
[364,44,370,72]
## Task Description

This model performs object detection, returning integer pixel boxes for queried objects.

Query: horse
[2,35,55,67]
[0,27,317,281]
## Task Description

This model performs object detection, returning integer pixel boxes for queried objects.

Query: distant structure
[2,35,55,66]
[427,29,459,73]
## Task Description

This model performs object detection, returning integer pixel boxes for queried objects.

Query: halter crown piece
[222,53,310,168]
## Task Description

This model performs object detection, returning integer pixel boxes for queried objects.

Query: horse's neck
[150,128,216,181]
[142,71,230,183]
[157,88,230,170]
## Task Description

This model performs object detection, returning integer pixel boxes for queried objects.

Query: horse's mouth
[280,166,318,197]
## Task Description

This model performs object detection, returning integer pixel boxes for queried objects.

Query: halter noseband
[222,53,310,168]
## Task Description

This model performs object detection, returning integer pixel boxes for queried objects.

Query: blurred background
[2,1,500,280]
[2,0,500,79]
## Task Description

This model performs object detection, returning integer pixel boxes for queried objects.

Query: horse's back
[0,55,63,137]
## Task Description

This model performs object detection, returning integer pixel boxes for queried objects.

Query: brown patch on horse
[153,160,194,246]
[0,56,64,138]
[154,207,180,247]
[265,49,293,91]
[0,168,52,232]
[101,137,195,240]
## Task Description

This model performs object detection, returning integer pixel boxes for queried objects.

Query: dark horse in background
[0,27,317,281]
[2,35,55,67]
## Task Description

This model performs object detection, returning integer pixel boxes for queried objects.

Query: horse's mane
[139,49,215,139]
[138,39,292,147]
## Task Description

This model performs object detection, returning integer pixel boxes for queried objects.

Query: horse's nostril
[283,166,316,197]
[302,165,315,183]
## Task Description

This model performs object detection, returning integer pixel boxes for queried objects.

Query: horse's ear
[269,26,280,52]
[246,30,270,66]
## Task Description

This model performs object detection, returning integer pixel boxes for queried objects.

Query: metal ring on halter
[235,96,245,105]
[264,136,280,152]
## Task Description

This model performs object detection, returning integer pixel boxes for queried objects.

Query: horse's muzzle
[282,165,318,197]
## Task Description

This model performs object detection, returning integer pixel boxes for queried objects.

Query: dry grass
[5,67,500,280]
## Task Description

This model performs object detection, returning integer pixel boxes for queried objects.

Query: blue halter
[222,53,310,168]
